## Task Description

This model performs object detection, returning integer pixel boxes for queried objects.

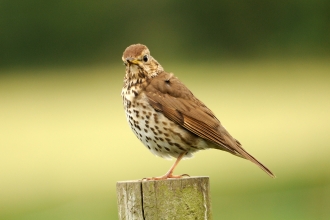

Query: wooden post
[116,176,212,220]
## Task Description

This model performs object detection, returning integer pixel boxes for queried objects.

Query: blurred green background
[1,1,330,219]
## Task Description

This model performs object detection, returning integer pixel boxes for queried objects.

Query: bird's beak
[126,58,140,65]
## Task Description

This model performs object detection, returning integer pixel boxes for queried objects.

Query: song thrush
[121,44,275,180]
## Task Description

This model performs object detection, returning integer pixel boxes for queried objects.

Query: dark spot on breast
[157,144,162,149]
[147,145,151,149]
[142,111,147,115]
[162,122,167,125]
[126,99,131,108]
[164,133,169,137]
[154,115,159,124]
[165,147,170,152]
[159,138,164,142]
[134,124,141,131]
[144,128,148,133]
[174,143,185,151]
[154,136,159,140]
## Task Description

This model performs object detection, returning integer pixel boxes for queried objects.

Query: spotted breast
[122,80,209,160]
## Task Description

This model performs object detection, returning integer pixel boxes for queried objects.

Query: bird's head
[122,44,164,84]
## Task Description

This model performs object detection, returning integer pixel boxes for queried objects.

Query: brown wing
[145,72,237,153]
[145,72,275,178]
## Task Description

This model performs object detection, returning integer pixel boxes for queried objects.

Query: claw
[142,173,190,181]
[140,152,188,181]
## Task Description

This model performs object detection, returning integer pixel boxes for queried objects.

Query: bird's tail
[233,140,276,178]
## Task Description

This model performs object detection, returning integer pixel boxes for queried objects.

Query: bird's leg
[144,152,189,180]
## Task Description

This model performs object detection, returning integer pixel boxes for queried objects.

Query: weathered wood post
[116,176,212,220]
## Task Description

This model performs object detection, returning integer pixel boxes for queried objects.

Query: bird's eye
[143,55,148,62]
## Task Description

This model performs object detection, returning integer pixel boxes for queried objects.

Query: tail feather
[233,140,276,178]
[219,133,276,178]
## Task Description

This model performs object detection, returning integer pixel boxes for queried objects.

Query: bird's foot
[142,173,190,181]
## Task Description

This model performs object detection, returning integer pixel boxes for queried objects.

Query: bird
[121,44,275,180]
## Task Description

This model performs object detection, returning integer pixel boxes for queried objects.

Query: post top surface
[116,176,209,184]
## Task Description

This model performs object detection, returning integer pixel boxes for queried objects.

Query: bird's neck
[123,62,164,90]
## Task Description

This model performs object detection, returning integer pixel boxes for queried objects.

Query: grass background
[1,58,329,219]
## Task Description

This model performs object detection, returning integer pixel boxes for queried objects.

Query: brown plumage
[121,44,275,179]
